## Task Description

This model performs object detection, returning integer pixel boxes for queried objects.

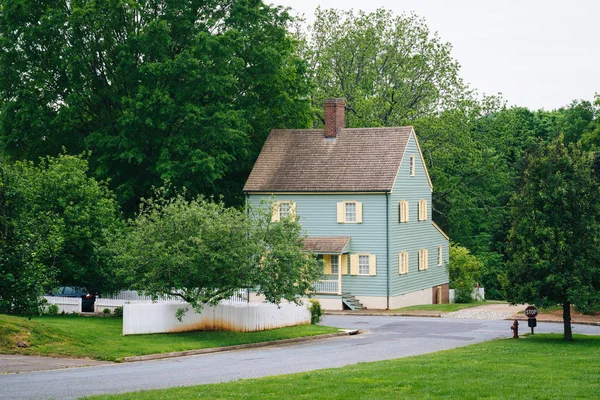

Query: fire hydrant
[510,319,519,338]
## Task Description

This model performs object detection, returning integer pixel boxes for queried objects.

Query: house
[243,98,449,310]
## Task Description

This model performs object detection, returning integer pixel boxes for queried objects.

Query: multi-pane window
[272,201,295,222]
[399,200,409,223]
[337,201,362,223]
[418,199,427,221]
[358,255,370,275]
[330,256,339,275]
[438,246,443,266]
[350,253,376,275]
[398,252,408,274]
[279,202,290,219]
[409,155,415,176]
[418,249,429,271]
[345,202,356,223]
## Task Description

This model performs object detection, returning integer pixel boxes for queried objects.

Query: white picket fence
[123,301,311,335]
[95,289,250,313]
[449,288,485,303]
[43,296,82,314]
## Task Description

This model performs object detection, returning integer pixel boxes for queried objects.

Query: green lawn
[392,300,505,313]
[0,314,339,362]
[85,334,600,399]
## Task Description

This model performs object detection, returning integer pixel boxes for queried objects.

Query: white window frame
[418,199,427,221]
[418,249,428,271]
[345,202,357,223]
[279,202,291,219]
[358,255,370,275]
[330,255,339,275]
[399,200,409,223]
[409,155,415,176]
[272,201,295,222]
[398,252,408,274]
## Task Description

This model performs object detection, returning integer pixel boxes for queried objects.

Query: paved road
[1,316,599,400]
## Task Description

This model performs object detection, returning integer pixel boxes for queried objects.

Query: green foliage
[306,8,465,128]
[309,300,323,324]
[1,159,62,315]
[0,0,312,211]
[109,191,322,317]
[113,307,123,318]
[448,244,482,303]
[506,136,600,339]
[102,308,111,315]
[0,154,123,315]
[46,304,59,316]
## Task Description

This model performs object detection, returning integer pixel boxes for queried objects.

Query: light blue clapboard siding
[248,193,388,297]
[388,134,449,297]
[247,132,449,302]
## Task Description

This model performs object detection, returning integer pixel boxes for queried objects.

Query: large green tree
[0,159,62,314]
[110,193,322,316]
[0,0,312,212]
[305,7,465,128]
[0,154,122,313]
[505,136,600,340]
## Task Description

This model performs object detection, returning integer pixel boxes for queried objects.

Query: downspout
[386,192,390,310]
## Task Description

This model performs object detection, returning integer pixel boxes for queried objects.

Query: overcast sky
[270,0,599,111]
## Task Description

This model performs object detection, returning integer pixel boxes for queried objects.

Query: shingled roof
[243,127,414,192]
[303,237,351,254]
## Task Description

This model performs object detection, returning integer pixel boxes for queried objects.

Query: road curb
[122,329,360,363]
[325,311,442,318]
[510,316,600,326]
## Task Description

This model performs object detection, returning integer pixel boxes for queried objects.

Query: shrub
[47,304,59,315]
[103,308,111,314]
[113,306,123,317]
[448,244,482,304]
[309,299,323,324]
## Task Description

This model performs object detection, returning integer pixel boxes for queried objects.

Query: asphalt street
[1,316,599,400]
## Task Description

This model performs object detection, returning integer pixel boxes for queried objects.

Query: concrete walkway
[0,354,108,374]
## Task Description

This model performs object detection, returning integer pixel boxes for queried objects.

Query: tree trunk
[562,302,573,341]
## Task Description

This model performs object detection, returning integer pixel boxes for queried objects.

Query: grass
[84,334,600,399]
[392,300,505,313]
[0,314,340,362]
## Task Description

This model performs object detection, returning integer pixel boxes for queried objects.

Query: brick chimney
[324,98,345,138]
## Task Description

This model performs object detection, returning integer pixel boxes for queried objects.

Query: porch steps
[341,292,365,310]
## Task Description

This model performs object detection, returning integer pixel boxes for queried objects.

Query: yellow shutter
[350,254,359,275]
[356,202,363,223]
[425,249,428,270]
[337,202,344,223]
[271,201,280,222]
[398,202,403,223]
[290,202,296,220]
[369,254,377,275]
[341,254,348,275]
[405,253,409,273]
[323,255,331,275]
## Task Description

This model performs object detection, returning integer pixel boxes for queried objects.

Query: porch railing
[313,279,339,294]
